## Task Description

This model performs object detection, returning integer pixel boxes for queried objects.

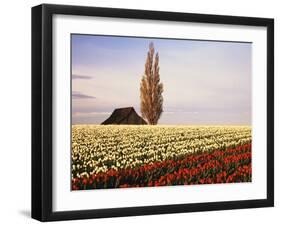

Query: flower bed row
[72,143,251,190]
[72,125,252,176]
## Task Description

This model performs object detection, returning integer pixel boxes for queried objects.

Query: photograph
[71,34,252,190]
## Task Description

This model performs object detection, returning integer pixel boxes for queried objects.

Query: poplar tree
[140,42,163,125]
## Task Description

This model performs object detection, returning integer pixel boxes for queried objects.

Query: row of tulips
[72,143,251,190]
[72,125,251,176]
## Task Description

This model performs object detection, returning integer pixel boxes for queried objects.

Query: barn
[101,107,147,125]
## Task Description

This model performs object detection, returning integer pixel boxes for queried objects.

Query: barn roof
[101,107,147,125]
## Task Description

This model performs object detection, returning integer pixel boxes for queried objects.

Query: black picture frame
[32,4,274,222]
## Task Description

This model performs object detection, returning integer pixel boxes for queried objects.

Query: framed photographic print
[32,4,274,221]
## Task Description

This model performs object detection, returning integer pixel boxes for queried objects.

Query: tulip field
[71,125,252,190]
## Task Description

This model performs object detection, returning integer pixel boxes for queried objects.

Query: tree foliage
[140,42,163,125]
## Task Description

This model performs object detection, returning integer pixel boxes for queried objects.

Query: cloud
[72,91,95,99]
[72,111,111,117]
[72,74,92,79]
[164,111,199,115]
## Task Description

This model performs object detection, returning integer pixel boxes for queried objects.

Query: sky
[72,34,252,125]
